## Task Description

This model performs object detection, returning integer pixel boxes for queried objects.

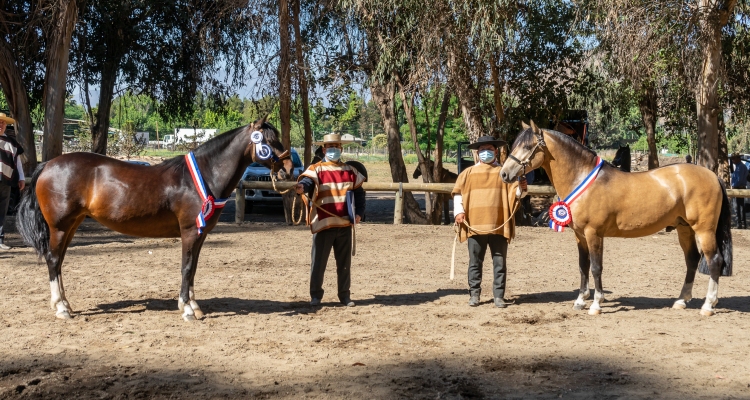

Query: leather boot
[468,290,480,307]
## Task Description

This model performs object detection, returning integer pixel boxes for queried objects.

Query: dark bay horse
[500,121,732,316]
[413,160,458,224]
[16,118,294,321]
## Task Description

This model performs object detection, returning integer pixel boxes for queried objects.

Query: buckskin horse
[500,121,732,316]
[16,118,294,321]
[413,160,458,224]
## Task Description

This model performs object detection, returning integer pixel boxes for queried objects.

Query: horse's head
[500,120,546,183]
[413,159,434,179]
[246,116,294,180]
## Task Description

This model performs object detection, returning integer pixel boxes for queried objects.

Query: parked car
[241,148,304,211]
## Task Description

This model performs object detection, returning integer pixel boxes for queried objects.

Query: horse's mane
[158,122,282,171]
[513,127,597,160]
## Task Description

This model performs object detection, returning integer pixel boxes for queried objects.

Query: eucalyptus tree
[71,0,259,154]
[0,0,77,165]
[0,0,45,170]
[584,0,745,174]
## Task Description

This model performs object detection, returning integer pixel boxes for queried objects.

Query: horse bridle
[507,129,546,175]
[250,129,291,173]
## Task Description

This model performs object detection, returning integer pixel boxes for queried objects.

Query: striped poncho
[298,161,366,233]
[451,163,520,242]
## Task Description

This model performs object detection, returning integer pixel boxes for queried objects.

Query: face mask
[478,149,495,164]
[326,147,342,162]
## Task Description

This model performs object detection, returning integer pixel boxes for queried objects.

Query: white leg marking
[188,286,203,318]
[673,282,693,309]
[181,296,196,321]
[573,291,587,310]
[50,278,71,319]
[701,278,719,316]
[588,290,605,315]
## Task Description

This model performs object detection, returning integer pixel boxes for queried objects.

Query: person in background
[730,153,748,229]
[0,113,25,250]
[452,136,527,308]
[296,134,366,307]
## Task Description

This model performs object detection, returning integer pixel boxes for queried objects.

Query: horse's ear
[252,114,269,130]
[529,120,541,133]
[521,121,530,130]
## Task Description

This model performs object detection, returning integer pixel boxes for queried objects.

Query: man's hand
[355,215,362,224]
[295,183,305,195]
[18,180,25,191]
[518,176,528,191]
[455,213,465,225]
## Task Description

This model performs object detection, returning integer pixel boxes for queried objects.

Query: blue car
[241,148,304,206]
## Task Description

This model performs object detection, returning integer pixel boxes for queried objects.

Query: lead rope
[270,171,305,226]
[450,200,520,280]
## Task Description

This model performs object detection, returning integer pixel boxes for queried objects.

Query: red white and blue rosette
[547,156,604,233]
[549,201,572,232]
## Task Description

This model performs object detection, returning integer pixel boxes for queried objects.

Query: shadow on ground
[0,352,719,399]
[85,289,465,319]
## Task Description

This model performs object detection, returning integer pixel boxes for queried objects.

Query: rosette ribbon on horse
[500,121,732,317]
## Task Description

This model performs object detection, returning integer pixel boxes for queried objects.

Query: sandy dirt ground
[1,197,750,399]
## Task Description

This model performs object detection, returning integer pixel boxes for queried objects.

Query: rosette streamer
[548,157,604,232]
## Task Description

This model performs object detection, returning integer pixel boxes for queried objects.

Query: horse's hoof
[182,314,196,322]
[55,311,72,320]
[193,309,204,319]
[700,309,715,317]
[672,301,687,310]
[588,307,602,316]
[573,303,585,311]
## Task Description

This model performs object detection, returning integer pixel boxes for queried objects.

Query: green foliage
[371,134,388,149]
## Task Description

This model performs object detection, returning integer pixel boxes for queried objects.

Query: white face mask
[326,147,342,162]
[478,149,495,164]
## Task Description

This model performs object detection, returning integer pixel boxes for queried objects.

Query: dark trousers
[467,234,508,299]
[735,197,746,229]
[310,226,352,301]
[0,182,10,242]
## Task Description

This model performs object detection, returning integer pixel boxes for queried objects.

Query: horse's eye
[524,144,533,151]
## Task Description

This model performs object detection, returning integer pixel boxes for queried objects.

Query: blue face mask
[326,147,342,162]
[478,149,495,164]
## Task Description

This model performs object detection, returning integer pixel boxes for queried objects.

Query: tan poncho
[451,163,520,242]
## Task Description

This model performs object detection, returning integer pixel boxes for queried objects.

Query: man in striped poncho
[296,134,366,307]
[452,136,527,308]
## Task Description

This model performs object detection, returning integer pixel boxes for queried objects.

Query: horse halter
[507,130,546,173]
[250,130,290,172]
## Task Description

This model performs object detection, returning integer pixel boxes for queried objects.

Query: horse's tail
[698,178,732,276]
[15,162,50,260]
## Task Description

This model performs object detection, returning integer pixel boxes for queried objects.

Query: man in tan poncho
[452,136,527,308]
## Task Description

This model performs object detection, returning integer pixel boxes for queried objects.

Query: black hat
[467,135,506,150]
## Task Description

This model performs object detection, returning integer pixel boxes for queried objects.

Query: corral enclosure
[1,206,749,399]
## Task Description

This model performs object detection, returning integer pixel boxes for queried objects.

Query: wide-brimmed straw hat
[0,113,15,125]
[730,152,742,158]
[467,135,506,150]
[313,133,353,145]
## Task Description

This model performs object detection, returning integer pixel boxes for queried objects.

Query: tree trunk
[370,79,428,224]
[448,49,485,143]
[292,0,312,166]
[91,58,119,154]
[717,112,730,185]
[434,86,450,180]
[490,60,505,138]
[0,41,36,173]
[398,81,443,224]
[638,84,659,170]
[695,0,736,173]
[278,0,292,151]
[42,0,78,161]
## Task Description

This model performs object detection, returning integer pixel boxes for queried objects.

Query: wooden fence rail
[235,181,750,224]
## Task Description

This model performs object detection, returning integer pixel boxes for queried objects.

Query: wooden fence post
[235,186,245,223]
[393,182,404,224]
